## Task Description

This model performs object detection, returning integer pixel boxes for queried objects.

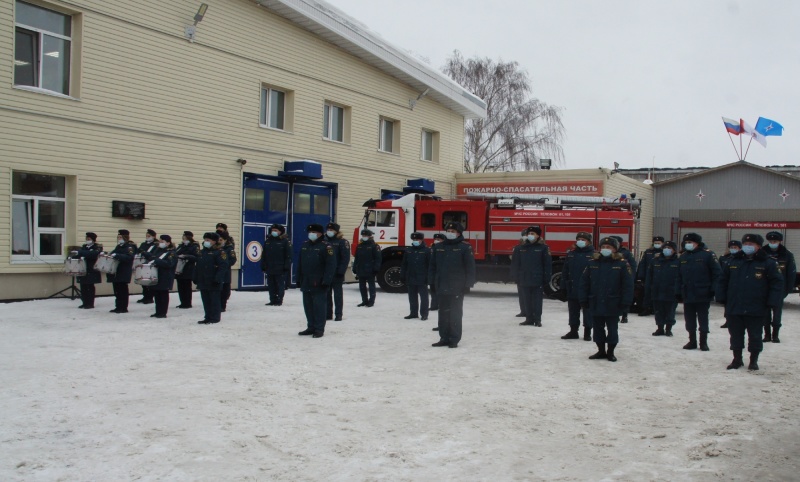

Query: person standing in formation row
[560,232,595,341]
[108,229,137,314]
[636,236,664,316]
[353,229,381,307]
[175,231,200,309]
[144,234,177,319]
[194,232,225,325]
[400,232,431,320]
[645,240,679,337]
[72,232,102,310]
[137,228,158,305]
[325,222,350,321]
[677,232,721,352]
[262,223,292,307]
[511,226,551,328]
[760,231,796,343]
[297,224,336,338]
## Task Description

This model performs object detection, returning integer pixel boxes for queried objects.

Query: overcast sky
[326,0,798,171]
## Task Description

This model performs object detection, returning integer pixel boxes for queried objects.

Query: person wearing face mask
[400,232,431,320]
[71,232,103,309]
[610,236,637,323]
[718,240,742,328]
[561,232,595,341]
[579,237,634,362]
[716,234,783,370]
[676,232,721,351]
[645,241,680,337]
[429,222,476,349]
[636,236,665,316]
[324,222,350,320]
[760,231,796,343]
[510,226,551,327]
[217,231,237,313]
[143,234,177,319]
[297,224,336,338]
[107,229,137,314]
[353,229,382,307]
[193,232,226,324]
[175,231,200,309]
[136,229,158,305]
[261,223,293,307]
[429,233,445,320]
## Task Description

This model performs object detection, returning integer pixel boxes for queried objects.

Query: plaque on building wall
[112,201,146,219]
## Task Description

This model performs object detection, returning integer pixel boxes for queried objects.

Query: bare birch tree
[443,51,566,173]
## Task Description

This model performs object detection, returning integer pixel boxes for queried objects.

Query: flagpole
[743,136,754,162]
[740,133,743,161]
[726,132,741,161]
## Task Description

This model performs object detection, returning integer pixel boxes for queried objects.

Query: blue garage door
[240,178,289,290]
[290,183,334,284]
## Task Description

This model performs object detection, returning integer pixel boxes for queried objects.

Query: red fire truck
[352,193,642,299]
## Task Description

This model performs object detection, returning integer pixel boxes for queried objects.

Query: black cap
[326,222,341,232]
[160,234,171,243]
[361,229,374,236]
[410,232,424,240]
[204,232,220,242]
[766,231,783,241]
[728,240,742,248]
[742,233,764,245]
[433,233,446,240]
[652,236,665,242]
[600,236,620,250]
[118,229,130,236]
[576,231,592,241]
[270,223,286,234]
[663,240,678,250]
[183,231,194,238]
[308,224,324,233]
[216,223,227,230]
[682,232,702,244]
[526,226,542,235]
[85,232,97,241]
[444,222,464,233]
[146,229,157,237]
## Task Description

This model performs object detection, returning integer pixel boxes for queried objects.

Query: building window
[420,213,436,228]
[323,101,350,143]
[379,117,400,153]
[421,129,440,162]
[260,85,294,131]
[442,211,467,230]
[14,1,72,96]
[12,172,67,260]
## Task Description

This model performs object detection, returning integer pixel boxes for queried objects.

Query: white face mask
[203,241,212,248]
[146,236,154,242]
[183,240,190,245]
[576,240,587,248]
[309,233,319,241]
[653,243,662,249]
[769,242,780,249]
[728,248,739,255]
[326,230,336,238]
[684,243,695,251]
[271,231,280,237]
[600,248,613,257]
[526,234,538,242]
[662,248,674,257]
[444,232,458,240]
[118,239,125,246]
[85,240,93,246]
[412,241,421,247]
[361,236,370,242]
[158,242,167,249]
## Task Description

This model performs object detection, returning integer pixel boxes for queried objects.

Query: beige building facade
[1,0,485,299]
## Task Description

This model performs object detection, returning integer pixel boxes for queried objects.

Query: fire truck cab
[353,193,641,299]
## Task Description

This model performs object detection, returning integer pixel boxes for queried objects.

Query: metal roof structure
[652,160,800,186]
[255,0,487,119]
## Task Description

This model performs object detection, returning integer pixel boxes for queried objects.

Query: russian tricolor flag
[722,117,742,135]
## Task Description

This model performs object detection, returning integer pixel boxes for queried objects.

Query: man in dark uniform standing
[645,240,680,337]
[193,232,226,324]
[325,222,350,321]
[353,229,381,307]
[561,232,595,341]
[761,231,796,343]
[718,240,741,329]
[401,232,431,320]
[429,233,445,314]
[717,234,783,370]
[510,226,551,327]
[218,231,237,312]
[611,235,636,323]
[137,228,158,304]
[429,222,476,348]
[297,224,336,338]
[677,232,721,351]
[579,237,634,362]
[262,223,292,307]
[108,229,137,314]
[71,232,103,309]
[636,236,664,316]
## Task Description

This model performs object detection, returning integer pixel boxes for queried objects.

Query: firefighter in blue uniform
[324,222,350,320]
[510,226,552,327]
[401,232,431,320]
[610,235,636,323]
[262,223,292,307]
[579,236,634,362]
[429,222,476,348]
[676,232,721,351]
[218,231,237,312]
[718,240,741,329]
[297,224,336,338]
[645,240,680,337]
[761,231,796,343]
[71,232,103,309]
[429,233,445,315]
[193,232,226,324]
[107,229,137,314]
[175,231,200,309]
[561,232,595,341]
[137,228,158,304]
[143,234,177,318]
[636,236,664,316]
[716,234,783,370]
[353,229,381,307]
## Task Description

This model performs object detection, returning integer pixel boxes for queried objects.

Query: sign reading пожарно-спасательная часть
[456,181,603,196]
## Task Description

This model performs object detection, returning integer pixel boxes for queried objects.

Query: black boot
[665,324,673,337]
[534,320,542,327]
[561,328,580,340]
[583,327,592,341]
[620,315,628,324]
[720,321,729,328]
[699,332,709,351]
[748,351,760,371]
[589,342,607,359]
[519,320,536,326]
[652,327,665,336]
[515,312,525,317]
[727,350,744,370]
[772,327,781,343]
[763,326,772,342]
[606,343,617,362]
[298,329,314,336]
[683,332,697,350]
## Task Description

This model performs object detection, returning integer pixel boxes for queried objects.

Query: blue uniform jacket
[560,244,595,299]
[716,249,783,316]
[579,253,634,316]
[400,243,431,286]
[106,241,137,284]
[676,243,721,303]
[762,244,797,297]
[619,247,638,275]
[74,242,103,284]
[138,240,157,256]
[220,241,237,284]
[193,247,226,291]
[644,253,680,302]
[510,239,552,288]
[326,234,351,278]
[297,239,336,291]
[261,235,292,275]
[428,235,476,295]
[353,239,381,278]
[175,242,200,280]
[636,246,662,281]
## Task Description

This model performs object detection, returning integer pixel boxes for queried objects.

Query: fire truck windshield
[365,210,396,228]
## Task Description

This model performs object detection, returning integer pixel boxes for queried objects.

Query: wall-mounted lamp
[237,158,247,165]
[409,88,430,110]
[539,158,552,170]
[185,3,209,43]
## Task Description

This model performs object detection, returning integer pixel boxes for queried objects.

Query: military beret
[204,232,220,242]
[326,222,341,232]
[653,236,665,242]
[742,233,763,245]
[766,231,783,241]
[183,231,194,238]
[118,229,130,236]
[308,224,324,233]
[160,234,171,243]
[146,229,157,237]
[682,232,702,244]
[85,232,97,241]
[526,226,542,235]
[216,223,228,230]
[599,236,620,250]
[360,229,374,236]
[433,233,446,240]
[663,240,678,250]
[576,231,592,241]
[410,232,424,240]
[270,223,286,234]
[728,240,742,248]
[445,222,464,233]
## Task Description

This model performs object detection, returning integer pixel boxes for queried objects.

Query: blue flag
[755,117,784,137]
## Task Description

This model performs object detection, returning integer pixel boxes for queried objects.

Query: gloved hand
[110,253,117,258]
[429,285,436,294]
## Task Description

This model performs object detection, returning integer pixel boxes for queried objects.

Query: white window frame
[323,102,345,143]
[260,86,286,130]
[12,184,67,263]
[421,129,434,161]
[379,117,397,153]
[14,1,73,96]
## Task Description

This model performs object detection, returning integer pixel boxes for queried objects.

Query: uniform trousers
[153,290,170,317]
[728,315,764,353]
[516,284,525,314]
[80,283,96,308]
[567,298,592,328]
[764,302,783,329]
[220,283,231,310]
[141,286,154,303]
[653,300,677,327]
[177,279,193,307]
[200,289,222,322]
[429,288,439,310]
[267,273,287,304]
[592,315,620,344]
[437,293,464,344]
[326,277,344,318]
[359,276,376,304]
[303,288,327,334]
[519,285,543,323]
[684,301,711,333]
[113,282,129,311]
[407,284,429,318]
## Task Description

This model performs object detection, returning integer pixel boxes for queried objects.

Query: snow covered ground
[2,283,799,481]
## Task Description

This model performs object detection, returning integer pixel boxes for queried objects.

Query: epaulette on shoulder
[592,253,601,260]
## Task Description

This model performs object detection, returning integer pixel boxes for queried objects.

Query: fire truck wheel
[544,265,567,301]
[377,259,406,293]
